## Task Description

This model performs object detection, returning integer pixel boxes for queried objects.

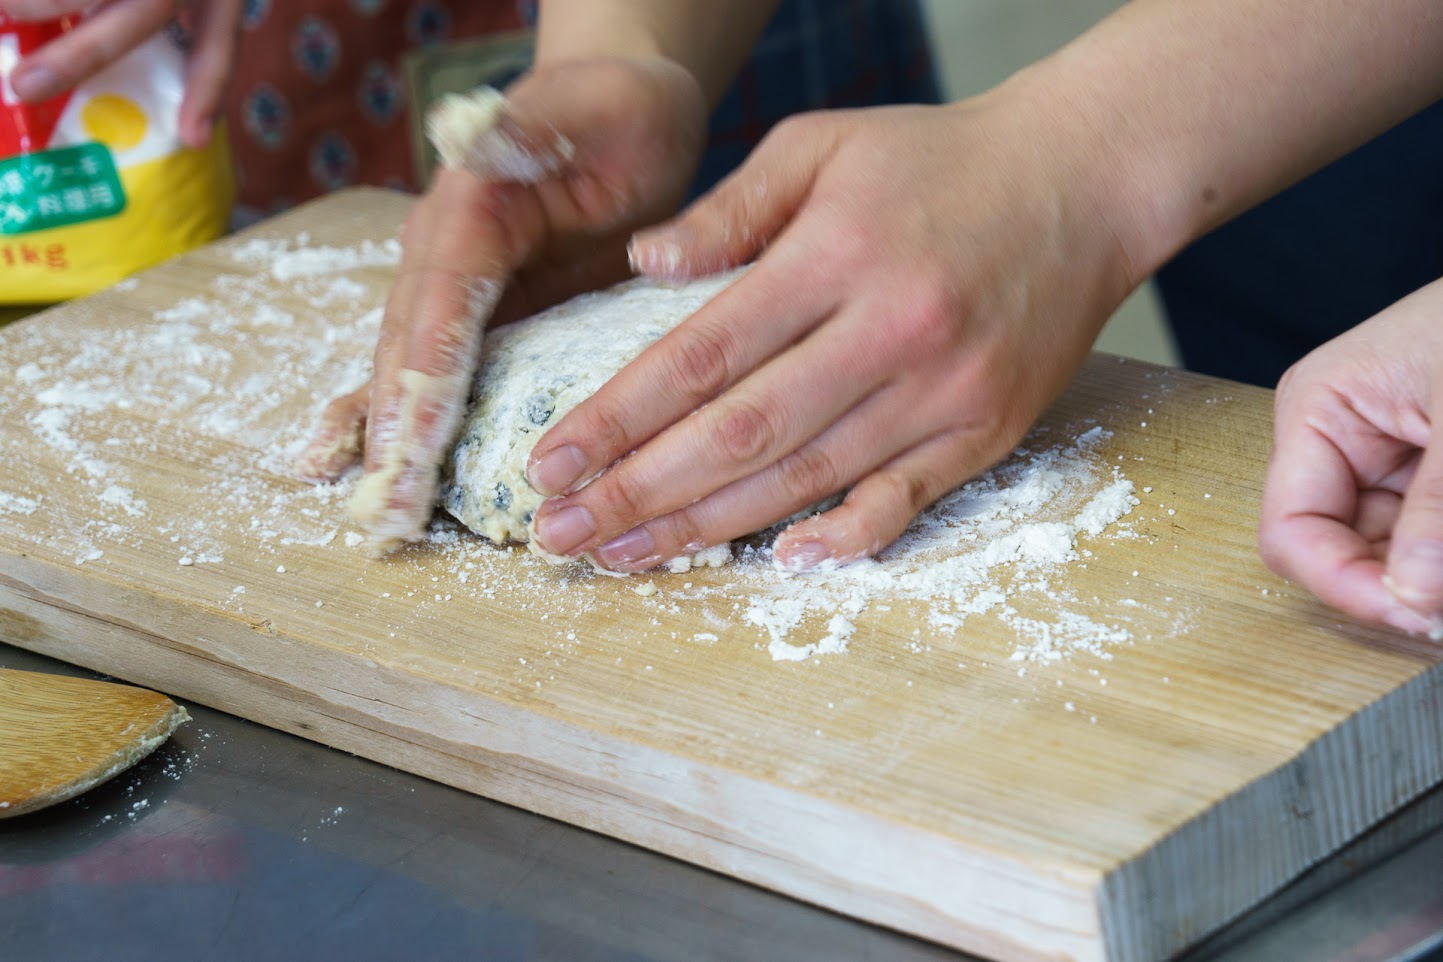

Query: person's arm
[1026,0,1443,285]
[1012,0,1443,632]
[521,0,1443,588]
[536,0,779,107]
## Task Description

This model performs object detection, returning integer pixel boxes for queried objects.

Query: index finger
[349,171,540,548]
[1259,417,1431,632]
[6,0,174,102]
[523,248,839,504]
[0,1,91,20]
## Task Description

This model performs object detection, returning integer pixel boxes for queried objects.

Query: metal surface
[3,641,1441,962]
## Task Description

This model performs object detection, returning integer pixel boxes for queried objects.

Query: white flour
[718,427,1141,662]
[0,229,1174,672]
[0,492,39,515]
[229,233,402,281]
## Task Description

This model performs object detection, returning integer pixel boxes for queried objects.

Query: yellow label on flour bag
[1,16,234,303]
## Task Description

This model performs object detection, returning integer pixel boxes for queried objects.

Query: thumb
[628,117,835,281]
[177,0,242,149]
[427,87,576,184]
[1385,389,1443,616]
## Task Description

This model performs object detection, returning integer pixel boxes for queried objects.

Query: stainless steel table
[3,641,1441,962]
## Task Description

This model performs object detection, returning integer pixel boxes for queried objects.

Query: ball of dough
[441,270,744,561]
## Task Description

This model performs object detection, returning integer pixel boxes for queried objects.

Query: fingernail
[527,445,586,496]
[534,504,594,555]
[1385,539,1443,608]
[776,541,833,573]
[596,527,656,569]
[1383,604,1443,640]
[629,227,693,278]
[12,64,57,102]
[633,240,684,277]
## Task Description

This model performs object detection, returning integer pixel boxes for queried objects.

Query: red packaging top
[1,14,82,156]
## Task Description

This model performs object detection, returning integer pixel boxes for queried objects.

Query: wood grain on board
[0,668,186,817]
[0,188,1439,962]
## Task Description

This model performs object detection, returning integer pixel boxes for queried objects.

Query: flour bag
[0,14,233,303]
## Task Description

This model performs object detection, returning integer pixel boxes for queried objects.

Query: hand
[524,91,1139,572]
[296,57,709,550]
[1,0,241,148]
[1259,278,1443,637]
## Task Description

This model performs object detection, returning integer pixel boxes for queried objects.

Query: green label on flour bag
[0,142,127,235]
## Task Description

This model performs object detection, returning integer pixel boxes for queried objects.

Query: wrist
[993,60,1200,292]
[535,1,779,108]
[535,18,666,68]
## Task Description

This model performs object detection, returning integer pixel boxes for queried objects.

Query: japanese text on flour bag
[0,14,233,303]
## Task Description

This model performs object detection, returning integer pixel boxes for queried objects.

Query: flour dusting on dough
[441,270,746,568]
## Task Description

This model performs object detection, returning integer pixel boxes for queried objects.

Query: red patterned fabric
[225,1,528,218]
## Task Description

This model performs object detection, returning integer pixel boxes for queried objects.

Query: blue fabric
[694,0,940,195]
[1156,99,1443,387]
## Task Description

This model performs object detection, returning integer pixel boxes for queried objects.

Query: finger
[592,389,907,571]
[775,428,1006,572]
[628,114,838,281]
[585,380,930,571]
[177,0,240,148]
[525,244,843,500]
[1259,419,1434,633]
[533,296,905,558]
[351,172,540,547]
[589,403,1005,575]
[366,179,519,468]
[1354,487,1403,550]
[427,88,575,184]
[1384,386,1443,618]
[9,0,175,102]
[488,57,706,228]
[352,274,500,546]
[294,384,369,483]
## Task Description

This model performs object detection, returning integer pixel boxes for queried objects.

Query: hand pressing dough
[440,271,745,568]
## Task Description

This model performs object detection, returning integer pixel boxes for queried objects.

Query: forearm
[1007,0,1443,283]
[536,0,781,106]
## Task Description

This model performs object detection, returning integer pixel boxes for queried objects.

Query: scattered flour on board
[0,491,40,515]
[726,427,1143,663]
[0,229,1178,673]
[229,232,402,282]
[0,232,388,568]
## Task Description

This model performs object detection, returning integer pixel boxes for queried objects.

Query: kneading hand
[0,0,240,148]
[525,91,1140,572]
[1260,277,1443,637]
[295,57,708,551]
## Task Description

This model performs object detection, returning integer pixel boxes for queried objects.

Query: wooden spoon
[0,668,189,818]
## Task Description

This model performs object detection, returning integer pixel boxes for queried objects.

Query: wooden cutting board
[0,188,1439,962]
